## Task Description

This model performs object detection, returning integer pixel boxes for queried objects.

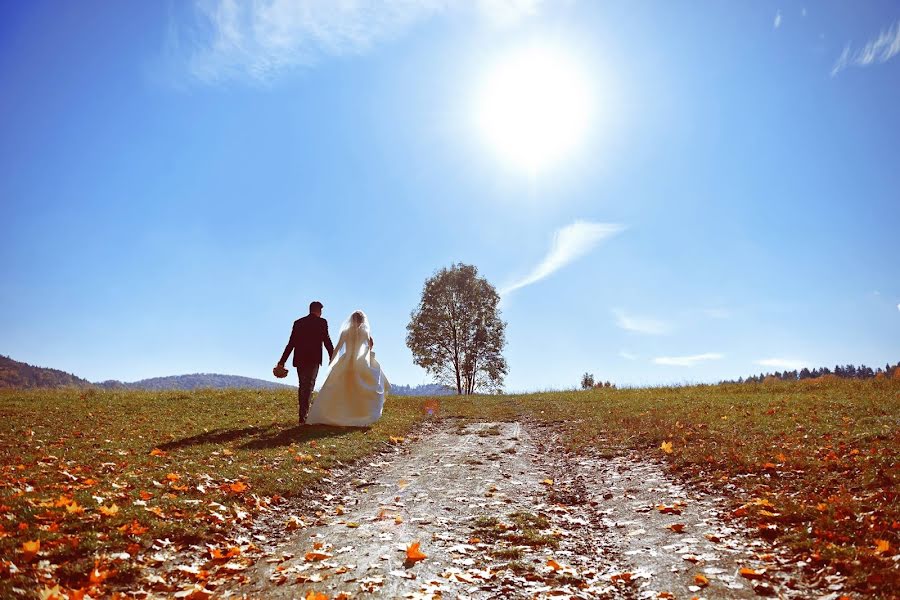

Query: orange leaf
[66,501,85,515]
[99,504,119,517]
[668,523,686,533]
[660,441,673,454]
[305,591,329,600]
[394,515,404,525]
[149,448,167,457]
[166,473,180,482]
[541,479,554,486]
[547,559,562,571]
[304,550,332,561]
[90,562,111,585]
[229,481,248,493]
[389,436,405,444]
[694,573,709,586]
[22,540,40,560]
[610,572,633,584]
[405,541,427,562]
[739,567,765,580]
[874,539,890,554]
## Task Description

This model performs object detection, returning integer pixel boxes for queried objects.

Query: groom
[277,301,335,425]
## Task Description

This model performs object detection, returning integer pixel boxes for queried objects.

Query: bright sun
[476,43,593,174]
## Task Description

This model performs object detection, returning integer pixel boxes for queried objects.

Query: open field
[1,379,897,598]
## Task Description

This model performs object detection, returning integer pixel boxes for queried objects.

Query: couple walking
[275,301,390,427]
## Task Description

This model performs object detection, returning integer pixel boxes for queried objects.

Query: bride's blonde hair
[351,310,366,327]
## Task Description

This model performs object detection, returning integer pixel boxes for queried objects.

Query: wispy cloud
[755,358,809,371]
[618,350,637,360]
[501,221,625,296]
[654,353,723,367]
[613,309,670,335]
[183,0,545,82]
[831,19,900,76]
[773,10,782,30]
[896,303,899,312]
[703,308,731,319]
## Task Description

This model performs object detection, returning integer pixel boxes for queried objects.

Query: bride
[306,310,390,427]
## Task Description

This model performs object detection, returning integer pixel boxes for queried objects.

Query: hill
[0,354,92,388]
[94,373,293,391]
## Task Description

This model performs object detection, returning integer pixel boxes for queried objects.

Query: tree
[406,263,508,395]
[581,373,595,389]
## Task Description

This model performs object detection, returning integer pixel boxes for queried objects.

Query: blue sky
[1,1,898,390]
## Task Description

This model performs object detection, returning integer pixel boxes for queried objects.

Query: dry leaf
[22,540,40,560]
[694,573,709,587]
[99,504,119,517]
[668,523,685,533]
[874,539,890,554]
[739,567,765,580]
[660,441,673,454]
[405,541,427,562]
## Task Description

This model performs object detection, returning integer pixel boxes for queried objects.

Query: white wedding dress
[306,313,390,427]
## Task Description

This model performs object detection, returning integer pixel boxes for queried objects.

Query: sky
[1,1,898,390]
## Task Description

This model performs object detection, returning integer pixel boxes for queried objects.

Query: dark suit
[279,314,334,424]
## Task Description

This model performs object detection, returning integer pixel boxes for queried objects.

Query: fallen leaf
[304,551,332,562]
[547,559,562,571]
[660,441,673,454]
[99,504,119,517]
[305,591,328,600]
[22,540,40,560]
[739,567,765,580]
[694,573,709,587]
[668,523,686,533]
[149,448,167,457]
[405,541,427,563]
[541,479,554,486]
[610,572,633,584]
[874,539,890,554]
[229,481,248,493]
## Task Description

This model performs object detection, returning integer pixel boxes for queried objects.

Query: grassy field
[1,379,897,597]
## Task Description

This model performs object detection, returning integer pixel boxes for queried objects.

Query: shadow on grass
[156,423,368,452]
[239,424,368,450]
[157,425,277,451]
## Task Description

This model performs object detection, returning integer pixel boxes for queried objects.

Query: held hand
[369,337,374,348]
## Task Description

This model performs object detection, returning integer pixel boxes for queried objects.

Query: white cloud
[897,303,900,312]
[613,309,670,335]
[801,7,807,18]
[618,350,637,360]
[755,358,809,371]
[773,10,782,29]
[184,0,545,82]
[831,19,900,76]
[703,308,731,319]
[501,222,625,296]
[654,353,723,367]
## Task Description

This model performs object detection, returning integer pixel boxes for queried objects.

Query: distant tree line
[724,361,900,384]
[581,372,616,390]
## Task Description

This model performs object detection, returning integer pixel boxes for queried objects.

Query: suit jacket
[280,315,335,368]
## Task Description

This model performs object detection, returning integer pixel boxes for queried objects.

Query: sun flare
[476,43,593,174]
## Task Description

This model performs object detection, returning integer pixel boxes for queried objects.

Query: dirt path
[227,420,813,599]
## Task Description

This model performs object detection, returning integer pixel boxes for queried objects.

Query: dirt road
[227,420,814,599]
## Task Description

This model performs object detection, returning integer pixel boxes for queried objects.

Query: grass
[0,387,426,596]
[1,379,897,597]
